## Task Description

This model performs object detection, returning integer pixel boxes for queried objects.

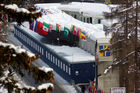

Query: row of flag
[30,21,49,35]
[88,81,103,93]
[35,6,53,15]
[29,20,86,40]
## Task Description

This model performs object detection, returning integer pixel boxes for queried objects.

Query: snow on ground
[8,33,78,93]
[20,24,95,63]
[35,3,111,41]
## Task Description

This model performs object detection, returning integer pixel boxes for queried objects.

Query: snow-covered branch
[0,42,35,57]
[0,41,54,92]
[0,4,42,24]
[104,51,135,74]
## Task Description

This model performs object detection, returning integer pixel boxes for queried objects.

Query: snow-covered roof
[97,38,110,44]
[58,2,114,18]
[36,2,116,18]
[19,24,95,63]
[101,19,118,27]
[35,3,111,41]
[46,45,95,63]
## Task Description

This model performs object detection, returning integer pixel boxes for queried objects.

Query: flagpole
[94,40,98,90]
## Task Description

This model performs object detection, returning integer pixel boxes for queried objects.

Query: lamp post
[95,62,98,90]
[95,40,99,90]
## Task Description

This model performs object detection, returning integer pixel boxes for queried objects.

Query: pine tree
[0,1,54,93]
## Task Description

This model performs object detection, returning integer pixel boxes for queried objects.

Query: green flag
[64,27,70,38]
[43,22,49,32]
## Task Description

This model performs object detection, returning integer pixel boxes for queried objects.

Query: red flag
[37,21,48,35]
[72,25,77,35]
[49,24,52,32]
[77,29,81,38]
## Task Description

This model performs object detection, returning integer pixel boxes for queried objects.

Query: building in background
[58,2,119,93]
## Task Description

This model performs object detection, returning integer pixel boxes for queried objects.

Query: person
[81,85,86,93]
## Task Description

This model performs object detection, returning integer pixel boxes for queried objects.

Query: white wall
[78,37,96,55]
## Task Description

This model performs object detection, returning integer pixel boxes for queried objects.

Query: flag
[46,9,53,14]
[44,10,47,15]
[37,21,48,35]
[75,27,81,37]
[70,24,73,32]
[89,81,95,93]
[43,22,49,32]
[43,10,46,14]
[41,9,44,14]
[72,25,77,35]
[36,7,40,10]
[34,21,38,32]
[29,20,34,31]
[2,13,8,23]
[77,29,81,38]
[49,24,53,32]
[37,21,43,34]
[64,27,70,38]
[80,31,86,40]
[56,24,61,32]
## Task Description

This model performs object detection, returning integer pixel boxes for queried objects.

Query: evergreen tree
[0,1,54,93]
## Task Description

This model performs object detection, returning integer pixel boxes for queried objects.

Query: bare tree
[104,0,140,93]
